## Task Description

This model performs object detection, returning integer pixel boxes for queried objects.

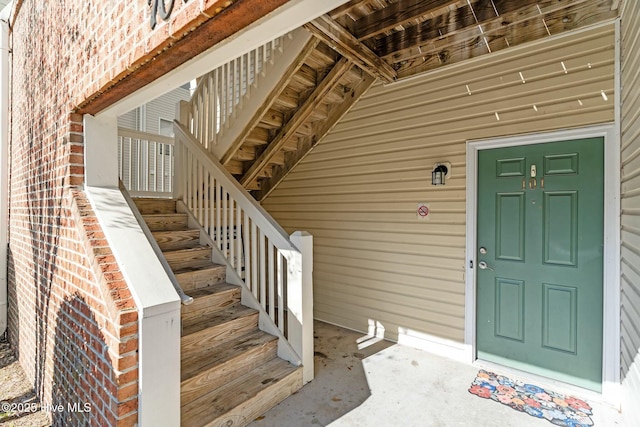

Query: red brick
[6,1,284,424]
[116,382,138,402]
[116,398,138,418]
[117,412,139,427]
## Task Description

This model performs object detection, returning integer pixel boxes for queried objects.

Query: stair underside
[220,38,375,200]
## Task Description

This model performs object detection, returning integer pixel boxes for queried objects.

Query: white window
[159,118,173,137]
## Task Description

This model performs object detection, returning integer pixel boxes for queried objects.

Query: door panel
[542,283,577,354]
[495,278,525,342]
[476,137,603,392]
[496,193,526,261]
[543,191,578,266]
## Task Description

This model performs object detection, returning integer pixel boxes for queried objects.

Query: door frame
[465,123,620,402]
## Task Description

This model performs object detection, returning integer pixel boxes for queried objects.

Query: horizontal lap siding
[264,25,615,345]
[621,0,640,422]
[142,87,191,135]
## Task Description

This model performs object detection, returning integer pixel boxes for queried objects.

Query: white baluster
[243,212,249,282]
[203,170,209,233]
[236,206,242,276]
[251,220,258,298]
[215,180,221,247]
[228,196,235,270]
[268,240,275,322]
[222,188,228,255]
[259,229,266,310]
[277,250,284,333]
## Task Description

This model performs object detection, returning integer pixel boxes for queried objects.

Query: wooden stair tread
[182,303,258,337]
[181,329,277,381]
[175,264,227,291]
[180,330,278,405]
[141,213,188,231]
[172,258,219,274]
[163,245,211,266]
[164,245,210,255]
[181,358,302,427]
[181,313,259,361]
[182,283,242,328]
[151,228,201,251]
[187,282,238,300]
[133,198,177,214]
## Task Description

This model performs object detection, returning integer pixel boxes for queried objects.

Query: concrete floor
[249,321,625,427]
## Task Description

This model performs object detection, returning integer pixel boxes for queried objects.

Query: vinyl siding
[263,24,615,346]
[117,87,190,191]
[620,0,640,422]
[117,86,190,133]
[143,86,190,135]
[117,109,138,130]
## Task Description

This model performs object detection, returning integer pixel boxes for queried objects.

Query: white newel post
[173,102,189,201]
[288,231,314,383]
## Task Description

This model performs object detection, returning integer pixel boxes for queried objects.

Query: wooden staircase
[217,39,375,200]
[133,197,303,427]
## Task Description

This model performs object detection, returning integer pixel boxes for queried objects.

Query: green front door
[476,137,604,391]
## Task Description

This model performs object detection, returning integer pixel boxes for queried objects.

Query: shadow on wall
[13,1,69,406]
[621,333,640,423]
[50,293,111,426]
[6,247,18,352]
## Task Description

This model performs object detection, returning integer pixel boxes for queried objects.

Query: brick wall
[7,0,289,425]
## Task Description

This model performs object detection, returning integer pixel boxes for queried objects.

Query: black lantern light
[432,163,449,186]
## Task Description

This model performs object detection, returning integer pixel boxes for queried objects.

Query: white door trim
[465,123,621,405]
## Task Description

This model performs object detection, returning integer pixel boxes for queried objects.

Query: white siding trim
[465,123,620,405]
[609,18,623,406]
[619,0,640,422]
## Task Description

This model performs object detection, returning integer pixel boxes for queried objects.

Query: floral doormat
[468,370,594,426]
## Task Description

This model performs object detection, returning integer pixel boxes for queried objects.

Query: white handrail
[117,127,174,196]
[119,128,175,145]
[174,121,313,383]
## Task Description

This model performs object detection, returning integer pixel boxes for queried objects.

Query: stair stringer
[175,200,303,368]
[119,183,194,305]
[211,27,313,160]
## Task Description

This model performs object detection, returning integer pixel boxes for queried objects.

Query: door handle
[478,261,494,271]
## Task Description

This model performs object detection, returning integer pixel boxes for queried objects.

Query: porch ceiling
[308,0,620,82]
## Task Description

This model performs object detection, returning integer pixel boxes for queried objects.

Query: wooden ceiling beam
[328,0,364,19]
[257,72,376,201]
[305,14,397,83]
[352,0,466,41]
[378,0,597,61]
[240,58,353,187]
[394,0,618,78]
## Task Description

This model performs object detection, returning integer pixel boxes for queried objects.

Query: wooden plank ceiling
[309,0,620,81]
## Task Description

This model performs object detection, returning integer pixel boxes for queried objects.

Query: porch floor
[249,321,624,427]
